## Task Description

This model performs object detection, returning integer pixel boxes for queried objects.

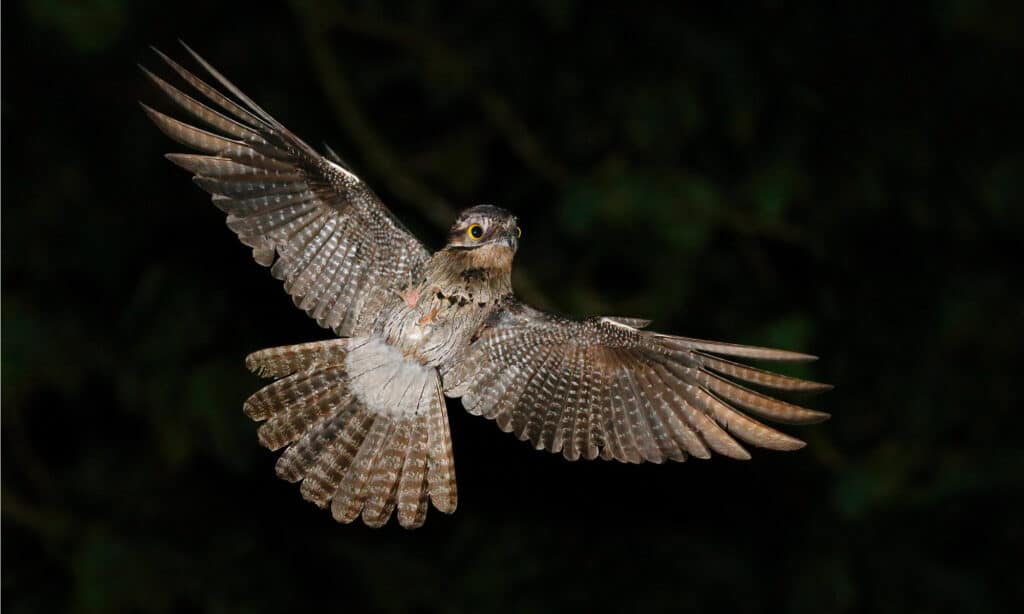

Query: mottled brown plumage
[143,44,831,529]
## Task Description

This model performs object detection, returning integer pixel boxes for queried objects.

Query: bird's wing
[442,300,831,462]
[141,45,430,335]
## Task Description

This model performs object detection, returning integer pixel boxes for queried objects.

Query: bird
[141,44,831,529]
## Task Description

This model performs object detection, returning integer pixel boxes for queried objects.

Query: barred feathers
[142,44,429,336]
[244,339,456,529]
[443,301,830,463]
[144,46,831,530]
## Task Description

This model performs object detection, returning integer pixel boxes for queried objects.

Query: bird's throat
[427,244,514,301]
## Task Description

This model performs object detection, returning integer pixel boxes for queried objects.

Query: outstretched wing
[141,44,429,335]
[442,300,831,463]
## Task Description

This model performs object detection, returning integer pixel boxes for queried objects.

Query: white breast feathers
[345,337,436,418]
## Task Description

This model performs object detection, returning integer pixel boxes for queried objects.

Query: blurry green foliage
[27,0,127,54]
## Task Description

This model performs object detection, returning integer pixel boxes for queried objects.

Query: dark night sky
[3,1,1022,612]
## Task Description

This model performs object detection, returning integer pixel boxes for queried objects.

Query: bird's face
[447,205,520,252]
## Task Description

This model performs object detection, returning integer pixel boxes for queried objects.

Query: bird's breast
[382,284,495,368]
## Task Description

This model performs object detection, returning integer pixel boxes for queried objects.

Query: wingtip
[150,45,177,69]
[803,410,831,424]
[138,63,163,88]
[177,40,212,74]
[755,347,820,363]
[812,382,835,393]
[178,39,201,61]
[138,100,162,124]
[765,435,807,452]
[138,100,168,121]
[164,153,202,174]
[778,350,820,363]
[150,44,168,61]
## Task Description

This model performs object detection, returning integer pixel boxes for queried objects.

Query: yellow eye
[515,226,522,238]
[467,224,484,240]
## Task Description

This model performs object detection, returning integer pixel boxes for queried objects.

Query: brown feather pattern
[144,47,830,530]
[142,45,429,336]
[242,340,456,528]
[443,301,829,463]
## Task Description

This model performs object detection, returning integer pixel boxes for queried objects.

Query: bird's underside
[142,44,831,529]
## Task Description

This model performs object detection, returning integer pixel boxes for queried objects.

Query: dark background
[3,1,1022,612]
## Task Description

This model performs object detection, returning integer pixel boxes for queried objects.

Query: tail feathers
[244,338,457,528]
[397,417,430,528]
[425,382,458,513]
[362,418,412,528]
[246,339,349,379]
[331,415,392,524]
[274,395,358,482]
[255,370,350,450]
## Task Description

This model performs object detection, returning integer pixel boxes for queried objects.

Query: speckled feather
[242,339,455,528]
[144,46,830,530]
[143,45,428,337]
[442,301,831,463]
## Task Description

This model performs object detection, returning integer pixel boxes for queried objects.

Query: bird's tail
[243,338,456,529]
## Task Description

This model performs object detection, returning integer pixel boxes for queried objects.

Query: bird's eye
[467,224,484,240]
[515,226,522,238]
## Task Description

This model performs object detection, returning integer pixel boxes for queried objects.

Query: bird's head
[446,204,520,253]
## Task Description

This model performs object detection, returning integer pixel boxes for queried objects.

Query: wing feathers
[193,176,308,199]
[695,369,831,424]
[164,153,292,177]
[607,351,644,463]
[286,217,341,297]
[142,103,257,158]
[152,46,270,132]
[178,42,281,128]
[143,47,430,336]
[514,344,561,440]
[689,386,806,451]
[633,365,686,462]
[617,353,664,462]
[582,351,611,461]
[696,352,832,392]
[141,64,267,143]
[660,335,819,362]
[532,346,573,449]
[562,348,590,460]
[445,300,829,464]
[648,362,710,459]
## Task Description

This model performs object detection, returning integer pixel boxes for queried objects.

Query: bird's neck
[423,245,514,301]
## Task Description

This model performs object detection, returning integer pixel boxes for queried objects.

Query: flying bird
[141,44,831,529]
